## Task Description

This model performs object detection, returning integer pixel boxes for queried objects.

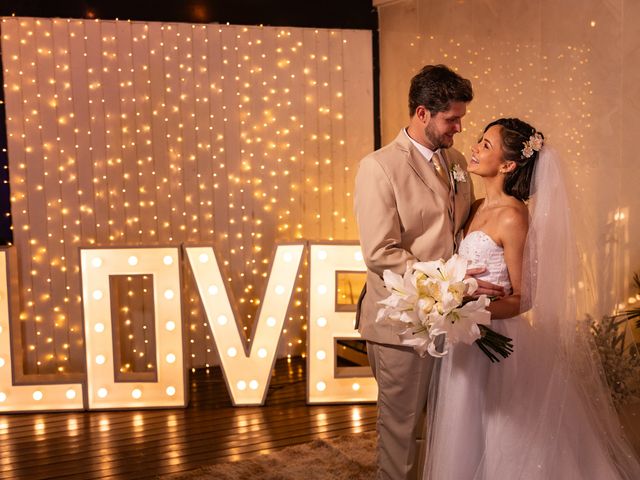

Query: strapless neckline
[458,229,511,291]
[463,230,500,248]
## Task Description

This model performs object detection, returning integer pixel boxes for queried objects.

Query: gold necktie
[432,152,450,188]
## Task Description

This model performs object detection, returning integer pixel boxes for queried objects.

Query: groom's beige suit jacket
[355,129,473,345]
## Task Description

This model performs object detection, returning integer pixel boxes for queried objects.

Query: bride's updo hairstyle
[484,118,544,201]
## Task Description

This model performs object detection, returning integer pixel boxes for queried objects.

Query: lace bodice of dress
[458,230,512,292]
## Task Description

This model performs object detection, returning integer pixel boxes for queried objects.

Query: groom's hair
[408,64,473,116]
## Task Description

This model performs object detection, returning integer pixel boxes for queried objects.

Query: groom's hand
[465,267,506,298]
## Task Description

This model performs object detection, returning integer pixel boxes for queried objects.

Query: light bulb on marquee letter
[185,243,304,406]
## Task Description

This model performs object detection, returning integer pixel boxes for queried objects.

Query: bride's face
[468,125,508,176]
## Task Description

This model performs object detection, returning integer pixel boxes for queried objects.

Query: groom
[354,64,502,480]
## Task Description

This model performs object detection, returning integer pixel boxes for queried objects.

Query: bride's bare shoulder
[498,200,529,232]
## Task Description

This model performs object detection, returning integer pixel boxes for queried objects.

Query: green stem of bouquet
[476,325,514,363]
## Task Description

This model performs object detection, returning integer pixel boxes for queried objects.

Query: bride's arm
[488,206,528,319]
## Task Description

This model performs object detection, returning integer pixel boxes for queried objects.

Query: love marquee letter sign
[0,243,376,412]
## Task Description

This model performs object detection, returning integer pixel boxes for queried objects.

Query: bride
[422,118,640,479]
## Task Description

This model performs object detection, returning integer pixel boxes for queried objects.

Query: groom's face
[424,101,467,150]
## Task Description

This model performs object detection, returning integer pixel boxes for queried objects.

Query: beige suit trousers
[367,341,435,480]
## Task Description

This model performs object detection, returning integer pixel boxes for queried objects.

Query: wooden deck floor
[0,357,377,479]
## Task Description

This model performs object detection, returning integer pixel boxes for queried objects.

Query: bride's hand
[465,267,506,298]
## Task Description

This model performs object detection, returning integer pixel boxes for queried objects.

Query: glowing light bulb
[92,290,103,300]
[91,257,103,268]
[0,392,6,402]
[266,316,277,327]
[352,383,361,391]
[283,252,293,263]
[95,354,106,365]
[127,255,138,266]
[166,386,176,396]
[66,389,77,400]
[163,255,174,265]
[165,353,176,364]
[165,320,176,331]
[207,285,219,295]
[316,317,327,327]
[198,253,209,263]
[316,381,327,392]
[317,284,328,295]
[97,388,108,398]
[257,348,267,358]
[317,250,328,260]
[164,289,175,300]
[32,391,43,401]
[275,285,285,295]
[227,347,237,357]
[131,388,142,399]
[217,315,228,326]
[237,380,247,391]
[94,322,105,333]
[354,251,363,262]
[249,380,259,390]
[316,350,326,360]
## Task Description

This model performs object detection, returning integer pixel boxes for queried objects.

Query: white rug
[162,431,377,480]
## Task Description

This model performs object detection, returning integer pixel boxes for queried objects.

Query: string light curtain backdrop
[1,16,374,379]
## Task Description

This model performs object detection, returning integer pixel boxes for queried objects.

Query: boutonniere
[450,163,467,193]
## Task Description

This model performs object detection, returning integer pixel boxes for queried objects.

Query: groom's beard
[424,124,454,150]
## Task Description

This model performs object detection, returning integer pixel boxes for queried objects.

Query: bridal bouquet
[376,254,514,362]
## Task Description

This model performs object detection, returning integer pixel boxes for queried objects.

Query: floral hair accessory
[521,132,544,159]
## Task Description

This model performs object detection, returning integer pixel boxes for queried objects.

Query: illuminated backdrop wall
[375,0,640,322]
[1,17,373,378]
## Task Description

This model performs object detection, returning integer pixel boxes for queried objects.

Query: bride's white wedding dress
[423,228,640,479]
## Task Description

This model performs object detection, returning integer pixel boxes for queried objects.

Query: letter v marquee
[185,243,304,406]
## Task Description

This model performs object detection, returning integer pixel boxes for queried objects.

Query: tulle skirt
[423,316,640,480]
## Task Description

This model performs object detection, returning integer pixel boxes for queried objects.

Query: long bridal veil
[424,147,640,479]
[490,146,640,478]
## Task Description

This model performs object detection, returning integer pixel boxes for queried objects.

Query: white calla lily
[414,254,468,283]
[376,256,502,361]
[427,296,491,356]
[464,277,479,296]
[376,268,419,326]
